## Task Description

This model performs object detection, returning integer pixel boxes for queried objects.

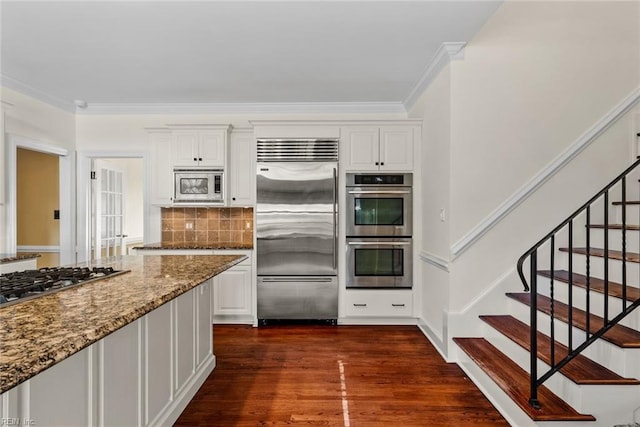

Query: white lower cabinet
[343,289,413,318]
[212,253,254,324]
[0,280,214,427]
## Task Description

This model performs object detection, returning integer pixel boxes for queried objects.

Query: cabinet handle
[375,162,379,166]
[380,162,385,166]
[353,303,367,307]
[232,197,236,201]
[391,303,405,307]
[193,157,197,161]
[199,157,203,161]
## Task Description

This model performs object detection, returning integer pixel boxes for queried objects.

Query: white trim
[124,236,144,245]
[77,102,408,115]
[451,86,640,258]
[403,42,466,111]
[417,318,450,362]
[17,245,60,252]
[1,74,76,113]
[419,250,450,272]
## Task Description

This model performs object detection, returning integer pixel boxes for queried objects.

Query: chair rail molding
[451,86,640,259]
[419,250,450,272]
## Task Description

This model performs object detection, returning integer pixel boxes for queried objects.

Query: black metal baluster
[568,220,573,352]
[621,178,627,310]
[529,250,540,409]
[604,190,609,323]
[586,206,591,340]
[550,235,555,367]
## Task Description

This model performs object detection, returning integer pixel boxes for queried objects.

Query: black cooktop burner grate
[0,266,128,306]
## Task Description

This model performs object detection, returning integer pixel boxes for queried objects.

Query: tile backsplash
[161,207,253,246]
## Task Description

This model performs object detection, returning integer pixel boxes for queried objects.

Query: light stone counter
[0,254,245,393]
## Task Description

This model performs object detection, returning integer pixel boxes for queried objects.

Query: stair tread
[506,292,640,347]
[559,247,640,263]
[538,270,640,302]
[454,337,595,421]
[480,315,640,385]
[588,224,640,230]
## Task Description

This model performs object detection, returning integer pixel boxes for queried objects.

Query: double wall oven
[345,173,413,289]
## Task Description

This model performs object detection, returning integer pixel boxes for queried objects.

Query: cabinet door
[0,107,5,205]
[26,347,91,426]
[145,302,172,426]
[379,126,414,171]
[196,279,213,367]
[228,130,255,206]
[172,131,199,166]
[150,131,173,205]
[100,319,141,427]
[174,289,196,395]
[343,127,380,171]
[198,131,226,167]
[213,266,252,316]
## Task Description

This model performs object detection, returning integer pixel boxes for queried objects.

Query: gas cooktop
[0,266,129,307]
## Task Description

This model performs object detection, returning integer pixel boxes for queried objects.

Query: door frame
[76,151,149,263]
[6,134,74,265]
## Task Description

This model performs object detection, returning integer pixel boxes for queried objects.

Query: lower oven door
[346,237,412,288]
[257,276,338,321]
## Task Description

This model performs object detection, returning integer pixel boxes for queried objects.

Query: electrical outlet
[185,221,194,230]
[439,208,446,222]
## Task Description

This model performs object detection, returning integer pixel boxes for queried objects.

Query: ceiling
[0,1,502,113]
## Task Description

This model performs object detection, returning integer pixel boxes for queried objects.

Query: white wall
[409,0,640,357]
[409,63,452,342]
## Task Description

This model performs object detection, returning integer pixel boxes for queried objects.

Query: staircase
[454,158,640,426]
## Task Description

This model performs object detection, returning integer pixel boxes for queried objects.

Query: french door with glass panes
[92,160,126,260]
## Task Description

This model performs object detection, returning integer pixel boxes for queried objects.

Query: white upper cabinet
[228,129,256,206]
[172,127,228,168]
[149,129,173,205]
[342,125,415,171]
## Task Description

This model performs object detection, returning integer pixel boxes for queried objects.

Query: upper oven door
[346,187,412,236]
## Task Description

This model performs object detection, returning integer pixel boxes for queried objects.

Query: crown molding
[1,73,76,113]
[77,101,407,115]
[403,41,466,112]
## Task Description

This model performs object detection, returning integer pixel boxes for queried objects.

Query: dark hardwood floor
[174,325,508,426]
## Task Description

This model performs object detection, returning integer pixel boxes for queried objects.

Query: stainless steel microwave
[173,168,224,204]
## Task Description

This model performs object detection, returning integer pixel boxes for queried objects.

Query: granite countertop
[0,254,246,393]
[133,242,253,250]
[0,253,40,264]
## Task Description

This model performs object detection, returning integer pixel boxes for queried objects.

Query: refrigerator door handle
[333,167,338,270]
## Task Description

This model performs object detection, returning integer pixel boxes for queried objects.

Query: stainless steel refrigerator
[256,139,338,324]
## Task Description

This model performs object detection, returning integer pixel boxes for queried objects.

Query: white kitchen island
[0,254,246,427]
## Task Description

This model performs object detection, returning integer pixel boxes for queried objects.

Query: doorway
[76,152,147,263]
[5,134,73,266]
[16,148,60,267]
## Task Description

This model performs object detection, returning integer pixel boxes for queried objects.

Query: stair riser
[589,228,640,253]
[553,251,640,285]
[509,298,639,378]
[536,278,640,329]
